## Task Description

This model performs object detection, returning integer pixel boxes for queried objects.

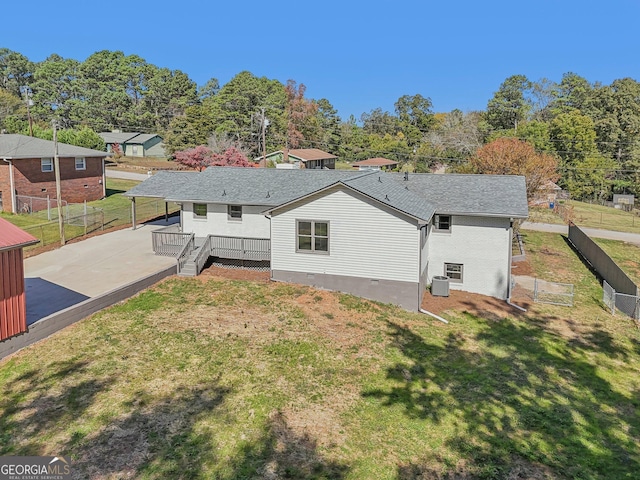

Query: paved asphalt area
[24,218,177,325]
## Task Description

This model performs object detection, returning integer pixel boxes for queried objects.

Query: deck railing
[210,235,270,261]
[193,235,213,275]
[152,225,192,257]
[176,234,195,273]
[152,230,271,269]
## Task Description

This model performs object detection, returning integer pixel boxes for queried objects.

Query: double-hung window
[228,205,242,220]
[41,158,53,172]
[297,220,329,253]
[434,214,451,232]
[75,157,86,170]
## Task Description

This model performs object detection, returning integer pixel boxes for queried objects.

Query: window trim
[41,158,53,173]
[75,157,86,170]
[227,204,243,221]
[296,219,330,254]
[444,263,463,283]
[434,214,451,233]
[193,203,208,219]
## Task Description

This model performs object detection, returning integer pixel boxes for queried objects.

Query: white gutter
[2,159,16,213]
[419,308,449,324]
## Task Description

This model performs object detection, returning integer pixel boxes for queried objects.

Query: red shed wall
[0,157,104,212]
[0,247,28,341]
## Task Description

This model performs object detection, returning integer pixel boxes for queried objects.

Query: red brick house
[0,134,109,213]
[0,218,38,341]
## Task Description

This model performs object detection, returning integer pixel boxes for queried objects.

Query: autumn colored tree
[174,145,252,171]
[465,138,558,200]
[285,80,318,149]
[174,145,214,171]
[210,146,252,167]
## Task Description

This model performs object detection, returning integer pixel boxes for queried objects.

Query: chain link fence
[511,276,574,307]
[17,197,179,249]
[603,280,640,320]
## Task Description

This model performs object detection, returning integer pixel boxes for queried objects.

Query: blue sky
[3,0,640,121]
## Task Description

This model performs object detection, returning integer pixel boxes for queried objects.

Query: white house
[125,167,528,310]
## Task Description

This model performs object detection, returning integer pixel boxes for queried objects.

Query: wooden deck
[152,229,271,271]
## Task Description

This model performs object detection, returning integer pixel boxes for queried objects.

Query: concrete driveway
[25,218,177,324]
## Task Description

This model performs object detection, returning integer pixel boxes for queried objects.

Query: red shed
[0,218,38,341]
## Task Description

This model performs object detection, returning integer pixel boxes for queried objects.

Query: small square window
[434,214,451,232]
[444,263,463,283]
[41,158,53,172]
[75,157,86,170]
[193,203,207,218]
[228,205,242,220]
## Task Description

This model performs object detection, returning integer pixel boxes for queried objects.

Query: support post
[165,202,169,222]
[53,122,65,246]
[131,197,137,230]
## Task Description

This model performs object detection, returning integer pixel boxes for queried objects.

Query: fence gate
[603,280,640,320]
[511,276,574,307]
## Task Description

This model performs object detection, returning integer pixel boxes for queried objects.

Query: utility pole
[52,121,65,245]
[22,87,34,136]
[261,107,267,167]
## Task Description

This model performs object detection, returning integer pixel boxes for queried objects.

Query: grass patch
[2,234,640,478]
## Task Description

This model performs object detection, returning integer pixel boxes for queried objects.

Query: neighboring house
[0,134,109,213]
[352,157,399,171]
[532,180,563,206]
[99,132,165,158]
[0,218,38,341]
[256,149,337,169]
[126,167,528,311]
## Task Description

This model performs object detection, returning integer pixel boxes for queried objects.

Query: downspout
[102,157,106,198]
[2,159,16,213]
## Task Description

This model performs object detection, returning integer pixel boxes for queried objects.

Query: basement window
[444,263,463,283]
[41,158,53,172]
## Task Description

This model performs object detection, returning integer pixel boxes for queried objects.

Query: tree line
[2,48,640,200]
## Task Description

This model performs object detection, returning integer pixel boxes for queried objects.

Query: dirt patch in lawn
[423,289,529,320]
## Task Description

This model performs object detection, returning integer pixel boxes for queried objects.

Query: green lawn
[1,178,177,248]
[528,200,640,234]
[2,232,639,478]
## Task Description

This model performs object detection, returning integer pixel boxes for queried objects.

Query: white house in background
[351,157,399,171]
[256,149,338,169]
[125,167,528,310]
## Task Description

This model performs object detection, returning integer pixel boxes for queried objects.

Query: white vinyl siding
[271,187,421,283]
[182,203,270,238]
[428,215,511,299]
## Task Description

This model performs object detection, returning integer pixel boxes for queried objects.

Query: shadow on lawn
[364,308,640,479]
[0,360,112,457]
[1,360,347,479]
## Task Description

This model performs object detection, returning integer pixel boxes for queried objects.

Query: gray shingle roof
[127,133,162,144]
[124,167,528,221]
[341,173,435,222]
[388,173,529,218]
[0,134,109,159]
[148,168,365,205]
[99,132,140,144]
[124,170,200,198]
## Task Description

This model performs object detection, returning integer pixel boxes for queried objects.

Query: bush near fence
[19,198,179,249]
